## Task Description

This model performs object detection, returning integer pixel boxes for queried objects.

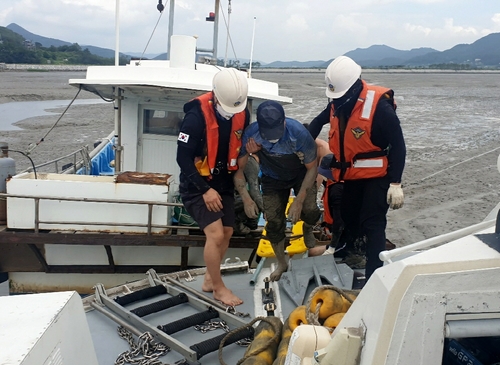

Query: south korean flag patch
[178,132,190,143]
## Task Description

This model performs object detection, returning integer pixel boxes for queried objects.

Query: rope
[218,0,238,63]
[419,145,500,182]
[218,316,282,365]
[135,0,168,65]
[304,285,360,325]
[26,86,82,156]
[403,145,500,189]
[6,149,37,179]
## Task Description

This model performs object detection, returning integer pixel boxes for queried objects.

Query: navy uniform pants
[340,176,390,279]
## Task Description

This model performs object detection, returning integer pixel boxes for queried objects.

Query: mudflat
[0,71,114,172]
[0,70,499,249]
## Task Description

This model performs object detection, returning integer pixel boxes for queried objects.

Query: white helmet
[212,68,248,113]
[325,56,362,99]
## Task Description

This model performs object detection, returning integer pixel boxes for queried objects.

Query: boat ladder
[90,269,254,364]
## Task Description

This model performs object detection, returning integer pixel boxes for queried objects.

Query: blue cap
[318,154,334,180]
[257,101,285,140]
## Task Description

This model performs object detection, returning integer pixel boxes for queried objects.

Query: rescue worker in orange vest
[176,68,250,306]
[308,56,406,280]
[299,131,345,257]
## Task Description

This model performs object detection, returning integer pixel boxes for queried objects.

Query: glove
[243,198,260,219]
[387,183,404,209]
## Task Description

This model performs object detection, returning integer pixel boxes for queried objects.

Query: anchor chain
[115,326,170,365]
[193,319,252,346]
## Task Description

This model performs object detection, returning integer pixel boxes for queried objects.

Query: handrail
[0,192,202,234]
[379,219,496,264]
[20,146,90,174]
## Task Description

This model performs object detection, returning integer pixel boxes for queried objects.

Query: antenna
[248,16,256,77]
[167,0,175,60]
[223,0,232,67]
[114,0,120,66]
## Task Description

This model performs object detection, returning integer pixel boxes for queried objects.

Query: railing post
[34,198,40,234]
[147,204,153,235]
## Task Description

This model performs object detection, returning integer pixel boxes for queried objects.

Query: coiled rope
[218,316,282,365]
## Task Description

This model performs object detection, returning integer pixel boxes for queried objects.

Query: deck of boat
[0,225,263,274]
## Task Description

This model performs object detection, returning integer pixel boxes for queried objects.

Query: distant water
[0,99,106,131]
[257,72,500,164]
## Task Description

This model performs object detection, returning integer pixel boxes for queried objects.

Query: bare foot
[213,286,243,306]
[308,246,326,256]
[202,273,213,292]
[270,263,288,281]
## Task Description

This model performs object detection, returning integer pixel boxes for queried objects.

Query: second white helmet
[325,56,362,99]
[212,68,248,113]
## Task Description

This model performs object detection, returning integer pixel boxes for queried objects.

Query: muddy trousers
[261,175,321,245]
[340,176,390,280]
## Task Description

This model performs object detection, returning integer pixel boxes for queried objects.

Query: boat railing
[0,192,201,235]
[19,131,116,176]
[379,218,496,264]
[20,146,91,175]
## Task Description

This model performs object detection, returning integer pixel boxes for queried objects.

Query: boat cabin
[69,35,291,188]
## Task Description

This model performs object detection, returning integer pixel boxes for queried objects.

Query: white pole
[167,0,175,60]
[114,0,120,66]
[213,0,220,60]
[223,0,232,67]
[248,16,256,77]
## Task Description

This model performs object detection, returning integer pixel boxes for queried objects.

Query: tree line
[0,27,128,65]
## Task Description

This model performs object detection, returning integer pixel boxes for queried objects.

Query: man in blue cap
[234,100,320,281]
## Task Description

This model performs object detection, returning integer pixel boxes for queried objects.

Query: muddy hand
[287,200,303,224]
[243,199,259,219]
[246,138,262,154]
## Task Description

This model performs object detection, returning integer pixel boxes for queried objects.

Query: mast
[223,0,232,67]
[167,0,175,60]
[213,0,220,60]
[114,0,120,65]
[249,16,256,77]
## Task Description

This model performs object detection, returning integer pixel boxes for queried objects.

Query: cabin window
[143,109,183,136]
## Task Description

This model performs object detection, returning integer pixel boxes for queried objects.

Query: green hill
[0,26,128,65]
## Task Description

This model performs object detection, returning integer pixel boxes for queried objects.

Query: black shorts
[181,192,235,230]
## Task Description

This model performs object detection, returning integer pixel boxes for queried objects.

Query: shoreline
[2,63,500,74]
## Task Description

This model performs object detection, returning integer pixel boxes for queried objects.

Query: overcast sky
[1,0,499,63]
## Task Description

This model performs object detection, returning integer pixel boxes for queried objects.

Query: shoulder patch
[178,132,190,143]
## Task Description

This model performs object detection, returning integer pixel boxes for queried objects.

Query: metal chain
[193,320,252,347]
[115,326,170,365]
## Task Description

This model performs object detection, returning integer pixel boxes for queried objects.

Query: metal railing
[0,192,203,234]
[20,146,91,175]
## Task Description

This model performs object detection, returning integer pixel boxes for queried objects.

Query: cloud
[285,14,308,32]
[405,23,432,36]
[0,0,498,63]
[493,13,500,30]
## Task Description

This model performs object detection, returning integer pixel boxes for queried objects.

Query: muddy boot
[270,238,287,281]
[302,223,317,249]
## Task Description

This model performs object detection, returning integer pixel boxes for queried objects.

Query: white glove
[387,183,404,209]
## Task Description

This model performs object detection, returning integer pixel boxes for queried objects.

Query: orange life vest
[328,81,392,181]
[195,92,246,177]
[322,180,335,225]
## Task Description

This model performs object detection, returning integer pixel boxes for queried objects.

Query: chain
[193,320,252,347]
[115,326,170,365]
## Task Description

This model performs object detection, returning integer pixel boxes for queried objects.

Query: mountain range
[4,23,500,68]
